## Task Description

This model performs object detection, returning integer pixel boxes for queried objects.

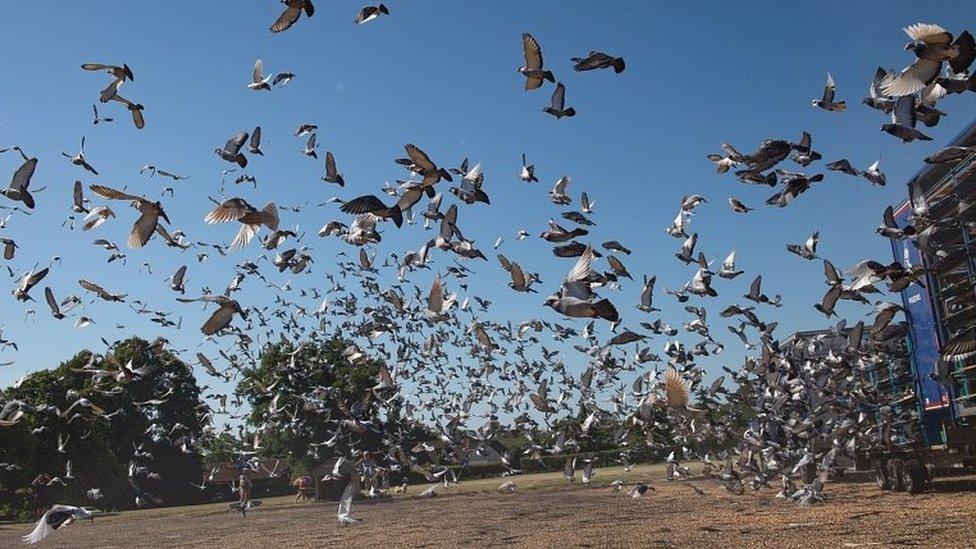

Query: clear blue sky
[1,2,974,400]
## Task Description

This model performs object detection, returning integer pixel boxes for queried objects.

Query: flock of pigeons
[1,6,975,545]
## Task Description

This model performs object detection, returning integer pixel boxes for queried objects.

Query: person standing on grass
[294,475,313,502]
[238,467,252,509]
[358,452,376,481]
[30,474,53,520]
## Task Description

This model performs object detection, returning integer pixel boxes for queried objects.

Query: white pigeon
[23,505,96,544]
[248,59,272,90]
[497,480,518,494]
[549,176,571,205]
[337,478,362,524]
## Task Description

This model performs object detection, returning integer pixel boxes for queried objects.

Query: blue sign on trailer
[890,201,950,444]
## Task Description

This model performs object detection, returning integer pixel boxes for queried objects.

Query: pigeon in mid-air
[89,184,170,248]
[110,94,145,129]
[272,72,295,86]
[881,95,933,142]
[786,231,819,260]
[881,23,975,97]
[215,131,249,167]
[861,159,886,186]
[61,137,98,174]
[355,4,389,25]
[826,158,860,176]
[205,198,279,249]
[248,59,272,90]
[23,505,96,545]
[518,33,555,90]
[322,151,345,186]
[271,0,315,34]
[2,150,38,209]
[728,197,753,213]
[571,51,625,73]
[520,153,538,182]
[543,82,576,118]
[340,195,403,227]
[178,294,247,335]
[812,73,846,111]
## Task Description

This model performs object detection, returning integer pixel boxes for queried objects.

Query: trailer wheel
[873,458,890,490]
[902,460,926,495]
[887,458,906,492]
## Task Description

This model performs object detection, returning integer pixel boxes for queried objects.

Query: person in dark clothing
[31,474,54,520]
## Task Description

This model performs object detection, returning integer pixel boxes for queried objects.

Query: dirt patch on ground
[2,475,975,548]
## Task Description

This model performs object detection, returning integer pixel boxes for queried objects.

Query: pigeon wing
[206,199,252,224]
[10,158,38,192]
[271,6,302,33]
[404,144,436,172]
[522,33,543,70]
[223,132,249,155]
[340,195,388,215]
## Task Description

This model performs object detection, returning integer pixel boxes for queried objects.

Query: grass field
[2,464,974,548]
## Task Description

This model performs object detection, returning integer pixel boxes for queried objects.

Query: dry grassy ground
[2,464,974,548]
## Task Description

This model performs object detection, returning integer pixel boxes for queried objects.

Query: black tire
[873,458,890,490]
[887,458,906,492]
[902,459,927,495]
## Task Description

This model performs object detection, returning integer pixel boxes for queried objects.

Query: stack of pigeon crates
[864,330,924,448]
[916,134,976,419]
[943,160,976,418]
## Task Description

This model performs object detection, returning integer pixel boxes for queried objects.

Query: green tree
[0,337,208,519]
[236,337,383,474]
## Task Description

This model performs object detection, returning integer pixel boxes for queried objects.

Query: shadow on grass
[925,477,976,494]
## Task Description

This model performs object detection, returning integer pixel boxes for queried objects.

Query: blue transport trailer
[865,121,976,494]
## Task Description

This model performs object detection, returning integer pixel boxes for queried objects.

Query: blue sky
[1,2,974,401]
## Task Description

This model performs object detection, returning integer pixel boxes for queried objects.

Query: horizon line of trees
[1,335,748,519]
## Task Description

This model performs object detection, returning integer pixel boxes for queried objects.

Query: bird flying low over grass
[23,505,97,544]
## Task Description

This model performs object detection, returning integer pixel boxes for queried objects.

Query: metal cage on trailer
[861,119,976,494]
